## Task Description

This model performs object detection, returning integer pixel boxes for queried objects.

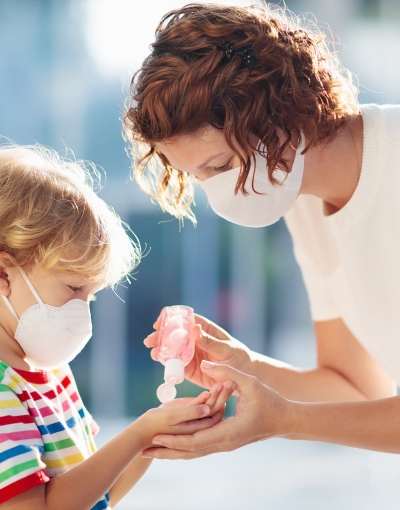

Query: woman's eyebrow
[197,152,228,169]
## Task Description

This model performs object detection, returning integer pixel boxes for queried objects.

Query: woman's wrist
[281,400,305,440]
[247,350,293,387]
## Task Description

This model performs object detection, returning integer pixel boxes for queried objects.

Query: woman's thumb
[200,360,251,391]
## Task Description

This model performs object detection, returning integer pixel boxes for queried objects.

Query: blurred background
[1,0,400,508]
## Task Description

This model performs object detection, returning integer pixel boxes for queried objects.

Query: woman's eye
[213,158,233,173]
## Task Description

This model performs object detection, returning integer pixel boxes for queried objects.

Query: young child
[0,144,234,509]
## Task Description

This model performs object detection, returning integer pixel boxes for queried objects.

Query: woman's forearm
[288,396,400,453]
[141,364,400,461]
[249,352,367,402]
[243,319,395,403]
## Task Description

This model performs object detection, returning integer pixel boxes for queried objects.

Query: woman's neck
[300,114,363,215]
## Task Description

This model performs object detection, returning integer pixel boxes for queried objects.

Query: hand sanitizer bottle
[156,305,195,403]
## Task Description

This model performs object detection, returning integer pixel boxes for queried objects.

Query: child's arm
[108,381,235,507]
[3,382,234,510]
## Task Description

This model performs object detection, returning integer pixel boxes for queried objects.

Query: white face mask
[1,269,92,370]
[200,140,304,227]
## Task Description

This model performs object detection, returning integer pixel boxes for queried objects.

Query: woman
[124,3,400,457]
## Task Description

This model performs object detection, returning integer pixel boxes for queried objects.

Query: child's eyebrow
[63,275,87,285]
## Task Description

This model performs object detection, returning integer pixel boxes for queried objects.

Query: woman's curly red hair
[124,3,359,221]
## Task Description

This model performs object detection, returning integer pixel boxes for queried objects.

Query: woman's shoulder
[361,103,400,137]
[360,103,400,113]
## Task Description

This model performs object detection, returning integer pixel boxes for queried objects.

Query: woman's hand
[142,361,292,460]
[144,313,254,389]
[135,380,236,450]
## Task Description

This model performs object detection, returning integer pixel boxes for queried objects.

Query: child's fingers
[144,331,159,347]
[190,391,211,406]
[166,404,210,425]
[170,407,225,436]
[203,383,222,410]
[160,397,195,409]
[150,348,159,361]
[161,391,210,411]
[208,381,236,415]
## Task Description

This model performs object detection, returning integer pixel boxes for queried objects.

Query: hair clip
[238,47,256,67]
[217,42,235,62]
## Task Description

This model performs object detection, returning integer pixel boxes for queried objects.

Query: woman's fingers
[143,446,216,460]
[194,324,233,357]
[194,313,231,340]
[150,348,158,361]
[144,331,159,360]
[143,331,159,347]
[145,312,231,350]
[200,361,253,393]
[152,418,228,452]
[152,310,165,330]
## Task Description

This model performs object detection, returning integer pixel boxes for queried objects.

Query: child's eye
[68,286,82,293]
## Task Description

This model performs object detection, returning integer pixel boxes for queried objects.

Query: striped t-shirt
[0,361,110,509]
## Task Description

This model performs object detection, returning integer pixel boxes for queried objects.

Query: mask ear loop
[1,295,20,321]
[1,269,46,322]
[19,269,46,308]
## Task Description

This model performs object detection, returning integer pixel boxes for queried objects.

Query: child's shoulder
[0,360,79,399]
[0,360,11,384]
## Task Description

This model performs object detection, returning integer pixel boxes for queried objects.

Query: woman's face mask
[200,140,304,227]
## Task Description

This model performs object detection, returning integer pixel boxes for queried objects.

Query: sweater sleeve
[292,243,341,321]
[0,384,49,504]
[285,197,341,322]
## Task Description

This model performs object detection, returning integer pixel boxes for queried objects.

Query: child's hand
[135,382,235,450]
[161,381,236,418]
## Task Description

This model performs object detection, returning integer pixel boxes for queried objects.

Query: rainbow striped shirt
[0,361,110,509]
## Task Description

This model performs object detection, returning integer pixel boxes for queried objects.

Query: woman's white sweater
[285,104,400,383]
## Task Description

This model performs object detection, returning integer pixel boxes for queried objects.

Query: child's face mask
[200,140,304,227]
[1,269,92,370]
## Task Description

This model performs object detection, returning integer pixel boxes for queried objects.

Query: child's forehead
[65,271,105,286]
[38,266,99,286]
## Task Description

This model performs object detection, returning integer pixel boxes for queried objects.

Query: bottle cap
[157,382,177,404]
[164,359,185,385]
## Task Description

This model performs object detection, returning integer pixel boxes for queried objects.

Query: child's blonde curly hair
[0,143,140,286]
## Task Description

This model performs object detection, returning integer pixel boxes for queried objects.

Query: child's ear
[0,252,16,297]
[0,268,10,296]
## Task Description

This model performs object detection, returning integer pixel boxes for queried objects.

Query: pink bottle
[156,305,195,403]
